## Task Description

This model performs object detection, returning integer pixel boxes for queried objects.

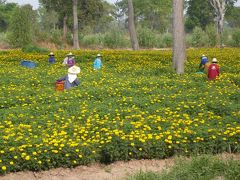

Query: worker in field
[198,54,210,73]
[62,52,76,67]
[48,52,56,64]
[57,65,80,90]
[93,54,103,70]
[208,58,220,80]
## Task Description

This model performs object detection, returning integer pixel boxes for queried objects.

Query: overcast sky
[6,0,118,10]
[6,0,240,10]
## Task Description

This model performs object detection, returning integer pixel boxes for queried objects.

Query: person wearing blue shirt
[199,54,208,72]
[48,52,56,64]
[93,54,103,70]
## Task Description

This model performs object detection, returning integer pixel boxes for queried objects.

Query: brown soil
[1,153,239,180]
[0,158,174,180]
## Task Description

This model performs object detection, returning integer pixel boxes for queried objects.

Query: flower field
[0,48,239,174]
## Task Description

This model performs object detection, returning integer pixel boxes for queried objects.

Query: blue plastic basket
[20,60,37,68]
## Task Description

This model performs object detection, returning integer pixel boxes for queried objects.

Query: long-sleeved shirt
[208,63,220,80]
[58,75,80,90]
[93,58,102,70]
[48,57,56,63]
[62,57,76,67]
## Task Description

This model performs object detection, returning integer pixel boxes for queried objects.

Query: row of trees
[0,0,239,49]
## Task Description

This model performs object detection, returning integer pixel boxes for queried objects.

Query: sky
[6,0,118,10]
[5,0,240,10]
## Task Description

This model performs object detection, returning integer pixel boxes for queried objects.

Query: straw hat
[212,58,217,63]
[67,52,74,56]
[49,52,54,56]
[68,65,80,74]
[96,54,102,57]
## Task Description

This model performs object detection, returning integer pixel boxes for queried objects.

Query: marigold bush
[0,48,239,174]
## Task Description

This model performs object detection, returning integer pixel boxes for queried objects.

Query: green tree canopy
[116,0,172,32]
[8,5,37,47]
[185,0,214,32]
[226,6,240,28]
[39,0,112,32]
[0,3,17,32]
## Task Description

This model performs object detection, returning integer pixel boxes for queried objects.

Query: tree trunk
[127,0,139,50]
[63,14,68,41]
[172,0,185,74]
[209,0,226,48]
[73,0,79,49]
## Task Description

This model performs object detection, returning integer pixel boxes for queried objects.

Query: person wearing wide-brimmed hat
[57,65,80,90]
[62,52,76,67]
[208,58,220,80]
[93,54,103,70]
[48,52,56,64]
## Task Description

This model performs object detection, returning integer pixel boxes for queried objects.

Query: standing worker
[208,58,220,80]
[93,54,103,70]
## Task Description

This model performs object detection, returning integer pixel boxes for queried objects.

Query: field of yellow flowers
[0,48,239,174]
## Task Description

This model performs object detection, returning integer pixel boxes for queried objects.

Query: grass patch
[127,155,240,180]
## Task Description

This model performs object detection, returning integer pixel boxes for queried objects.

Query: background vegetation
[0,0,240,49]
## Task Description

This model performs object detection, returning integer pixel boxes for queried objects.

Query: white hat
[49,52,54,56]
[202,54,205,57]
[68,65,80,74]
[212,58,217,63]
[67,52,74,56]
[96,54,102,57]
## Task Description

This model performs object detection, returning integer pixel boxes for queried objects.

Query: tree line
[0,0,239,49]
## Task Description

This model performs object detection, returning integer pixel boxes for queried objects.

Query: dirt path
[1,153,239,180]
[0,158,174,180]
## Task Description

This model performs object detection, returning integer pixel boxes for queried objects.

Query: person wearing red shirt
[208,58,220,80]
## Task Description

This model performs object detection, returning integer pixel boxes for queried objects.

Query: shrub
[205,25,217,47]
[50,29,63,46]
[81,34,104,48]
[22,44,49,53]
[231,28,240,47]
[103,28,130,48]
[162,33,172,48]
[137,27,156,48]
[191,27,207,47]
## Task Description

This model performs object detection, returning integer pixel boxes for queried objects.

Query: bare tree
[172,0,185,74]
[73,0,79,49]
[209,0,227,47]
[127,0,139,50]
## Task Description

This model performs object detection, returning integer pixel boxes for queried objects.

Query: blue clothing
[93,58,102,70]
[199,56,208,72]
[57,75,80,90]
[48,57,56,64]
[200,56,208,66]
